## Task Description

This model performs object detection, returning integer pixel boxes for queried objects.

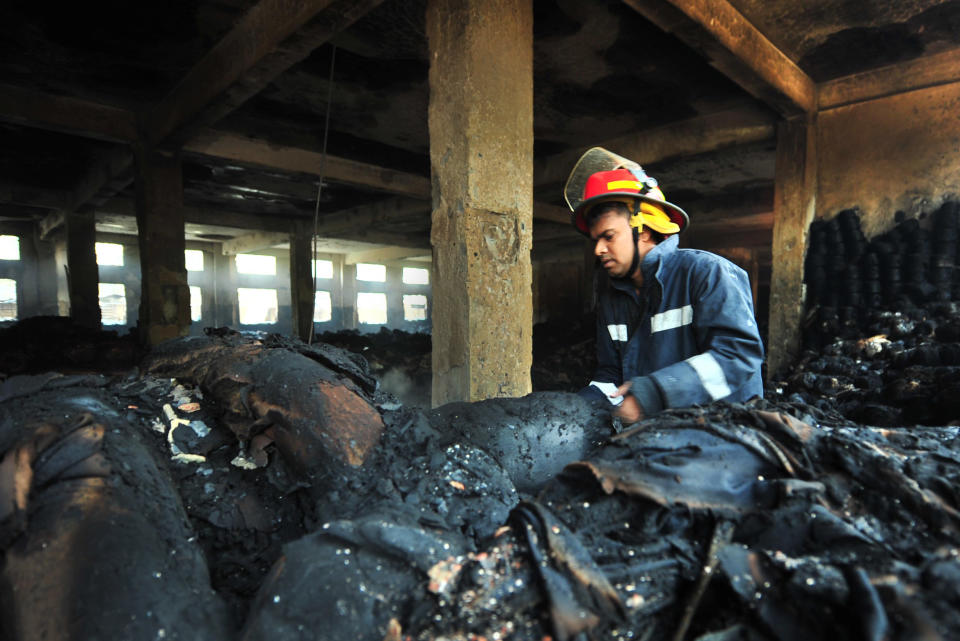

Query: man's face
[589,208,640,279]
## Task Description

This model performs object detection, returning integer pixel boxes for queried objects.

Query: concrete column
[65,206,100,328]
[213,249,238,327]
[19,224,57,317]
[134,146,189,345]
[427,0,534,405]
[768,116,817,378]
[341,261,357,330]
[289,223,315,341]
[386,264,403,328]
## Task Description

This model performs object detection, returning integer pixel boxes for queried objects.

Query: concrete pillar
[768,116,817,378]
[427,0,534,405]
[65,206,100,328]
[134,146,190,345]
[213,249,238,328]
[341,261,357,330]
[386,264,403,328]
[18,225,57,317]
[289,223,315,341]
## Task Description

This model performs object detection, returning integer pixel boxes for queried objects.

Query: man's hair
[585,200,666,243]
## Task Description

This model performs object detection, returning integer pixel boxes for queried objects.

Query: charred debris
[4,205,960,639]
[782,200,960,426]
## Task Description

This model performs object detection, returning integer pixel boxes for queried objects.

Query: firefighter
[565,147,764,422]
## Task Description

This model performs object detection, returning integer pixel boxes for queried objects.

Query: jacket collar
[640,233,678,282]
[609,234,678,294]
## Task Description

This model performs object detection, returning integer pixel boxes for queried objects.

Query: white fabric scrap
[589,381,624,406]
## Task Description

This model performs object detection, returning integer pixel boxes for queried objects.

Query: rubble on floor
[777,203,960,426]
[2,323,960,640]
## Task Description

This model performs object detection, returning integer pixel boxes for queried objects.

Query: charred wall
[817,82,960,236]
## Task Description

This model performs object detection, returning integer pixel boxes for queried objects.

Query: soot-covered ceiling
[0,0,957,254]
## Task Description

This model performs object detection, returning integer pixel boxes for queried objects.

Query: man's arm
[638,257,764,410]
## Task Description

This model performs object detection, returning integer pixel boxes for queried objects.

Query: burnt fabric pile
[803,201,960,350]
[0,375,233,640]
[785,202,960,425]
[775,302,960,425]
[3,332,960,640]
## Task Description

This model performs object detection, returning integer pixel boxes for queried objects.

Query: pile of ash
[3,329,960,640]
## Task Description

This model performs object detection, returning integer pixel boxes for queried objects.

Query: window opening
[236,254,276,275]
[402,267,429,285]
[403,294,428,321]
[0,235,20,261]
[237,287,278,324]
[185,249,205,272]
[0,279,16,320]
[314,290,332,322]
[99,283,127,325]
[95,242,124,266]
[190,286,202,322]
[356,263,386,282]
[357,292,387,324]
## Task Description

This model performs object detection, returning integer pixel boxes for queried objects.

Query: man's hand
[611,381,645,424]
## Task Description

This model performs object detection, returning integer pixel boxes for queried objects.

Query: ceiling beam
[68,147,134,212]
[326,228,431,249]
[0,181,69,211]
[185,129,432,199]
[99,198,295,233]
[0,84,137,143]
[819,46,960,110]
[344,246,431,265]
[221,231,292,255]
[622,0,816,116]
[535,105,776,188]
[187,130,568,224]
[313,197,430,236]
[148,0,385,148]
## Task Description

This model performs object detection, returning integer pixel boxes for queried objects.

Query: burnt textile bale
[428,391,611,494]
[241,513,469,641]
[143,334,385,485]
[0,381,231,641]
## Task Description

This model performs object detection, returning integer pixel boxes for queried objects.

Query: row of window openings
[0,279,427,325]
[101,242,430,284]
[1,238,431,286]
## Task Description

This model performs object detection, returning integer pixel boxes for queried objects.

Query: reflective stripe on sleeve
[684,353,732,400]
[651,305,693,333]
[606,324,629,342]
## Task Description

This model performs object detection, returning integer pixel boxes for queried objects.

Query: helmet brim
[573,193,689,236]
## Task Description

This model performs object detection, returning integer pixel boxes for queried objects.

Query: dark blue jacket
[580,234,764,413]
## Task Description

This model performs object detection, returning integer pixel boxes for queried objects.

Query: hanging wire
[309,44,337,345]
